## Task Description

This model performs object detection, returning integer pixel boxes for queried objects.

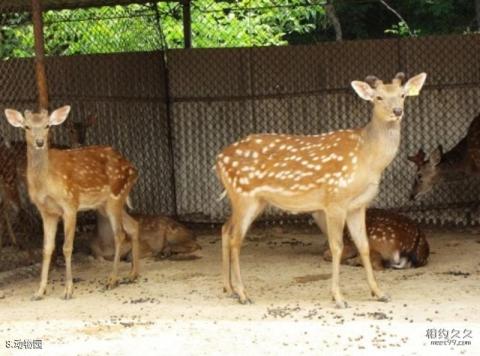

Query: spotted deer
[4,106,140,300]
[323,209,429,270]
[216,72,427,307]
[89,212,200,261]
[408,113,480,200]
[0,114,97,248]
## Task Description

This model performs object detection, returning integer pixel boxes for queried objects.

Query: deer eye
[401,93,406,98]
[24,125,31,130]
[376,96,383,101]
[45,124,50,129]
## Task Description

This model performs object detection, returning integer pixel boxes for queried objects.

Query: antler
[393,72,406,86]
[407,148,426,167]
[365,75,382,89]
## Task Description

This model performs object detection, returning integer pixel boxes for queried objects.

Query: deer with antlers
[4,106,140,300]
[216,72,427,307]
[407,113,480,200]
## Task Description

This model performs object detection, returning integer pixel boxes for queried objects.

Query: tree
[0,0,477,59]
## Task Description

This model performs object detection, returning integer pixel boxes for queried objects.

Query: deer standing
[4,106,140,300]
[0,114,97,248]
[408,113,480,200]
[216,72,427,307]
[89,212,201,261]
[323,209,429,270]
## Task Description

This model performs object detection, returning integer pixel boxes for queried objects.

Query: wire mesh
[0,6,40,260]
[0,1,479,267]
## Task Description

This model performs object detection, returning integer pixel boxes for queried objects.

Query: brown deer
[4,106,140,300]
[216,72,427,307]
[89,212,201,261]
[0,114,97,248]
[408,113,480,200]
[323,209,429,270]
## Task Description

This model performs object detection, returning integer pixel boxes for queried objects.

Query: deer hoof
[238,296,253,305]
[63,286,73,300]
[106,277,119,290]
[335,299,349,309]
[31,293,44,301]
[376,293,391,303]
[126,272,139,283]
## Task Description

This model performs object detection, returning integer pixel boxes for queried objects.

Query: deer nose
[35,139,45,148]
[393,108,403,117]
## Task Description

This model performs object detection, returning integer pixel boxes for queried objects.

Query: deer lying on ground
[322,209,429,270]
[216,72,427,307]
[89,212,201,261]
[408,113,480,200]
[4,106,140,300]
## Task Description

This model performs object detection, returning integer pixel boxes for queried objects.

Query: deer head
[351,72,427,121]
[407,145,443,200]
[4,106,71,150]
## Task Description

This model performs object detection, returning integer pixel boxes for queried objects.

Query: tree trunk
[325,0,342,41]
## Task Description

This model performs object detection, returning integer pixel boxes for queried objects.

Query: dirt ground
[0,226,479,356]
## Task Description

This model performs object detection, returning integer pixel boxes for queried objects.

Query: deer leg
[33,211,59,300]
[122,210,140,281]
[325,210,347,308]
[105,204,126,289]
[229,199,265,304]
[346,207,390,302]
[221,217,233,295]
[62,210,77,300]
[312,210,327,237]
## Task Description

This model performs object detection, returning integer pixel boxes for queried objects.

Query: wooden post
[182,0,192,49]
[31,0,49,110]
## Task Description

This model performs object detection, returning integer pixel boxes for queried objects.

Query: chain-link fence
[0,5,39,255]
[0,1,480,262]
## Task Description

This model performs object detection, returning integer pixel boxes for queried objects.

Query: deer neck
[26,144,50,190]
[362,114,401,172]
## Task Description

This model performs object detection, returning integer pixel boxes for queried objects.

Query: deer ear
[49,105,71,126]
[4,109,25,128]
[405,73,427,96]
[430,145,442,166]
[351,81,375,101]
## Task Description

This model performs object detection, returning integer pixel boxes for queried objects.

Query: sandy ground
[0,226,479,356]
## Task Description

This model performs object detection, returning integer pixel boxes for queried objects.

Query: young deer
[216,72,427,307]
[4,106,140,300]
[0,114,97,248]
[89,212,200,261]
[408,113,480,200]
[323,209,429,270]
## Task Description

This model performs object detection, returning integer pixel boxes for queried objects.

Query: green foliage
[0,0,477,59]
[384,21,421,37]
[189,0,326,47]
[0,13,34,58]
